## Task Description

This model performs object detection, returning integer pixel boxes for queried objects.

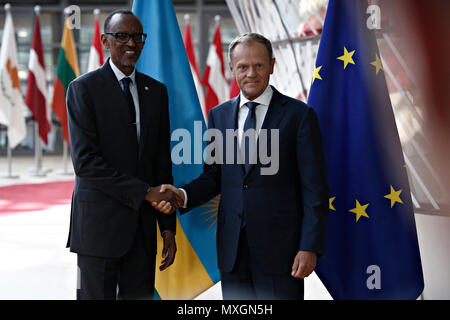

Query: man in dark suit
[154,33,329,300]
[66,10,181,300]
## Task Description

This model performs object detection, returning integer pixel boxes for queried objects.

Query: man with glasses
[66,9,182,300]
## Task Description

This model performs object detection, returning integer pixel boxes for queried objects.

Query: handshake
[145,184,185,214]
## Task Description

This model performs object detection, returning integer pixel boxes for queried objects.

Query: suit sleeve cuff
[179,188,188,208]
[161,229,175,236]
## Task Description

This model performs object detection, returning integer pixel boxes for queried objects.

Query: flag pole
[0,4,18,179]
[57,6,74,176]
[28,6,48,177]
[2,138,19,179]
[6,139,18,178]
[57,140,73,175]
[29,122,48,177]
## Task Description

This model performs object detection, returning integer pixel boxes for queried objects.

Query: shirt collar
[109,58,136,83]
[239,85,273,109]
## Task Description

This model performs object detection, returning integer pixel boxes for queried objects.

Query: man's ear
[229,62,235,76]
[270,58,275,74]
[101,34,109,50]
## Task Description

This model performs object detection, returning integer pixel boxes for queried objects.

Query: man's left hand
[291,251,317,279]
[160,231,176,271]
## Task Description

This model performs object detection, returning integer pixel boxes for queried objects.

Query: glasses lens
[116,33,130,43]
[133,34,146,43]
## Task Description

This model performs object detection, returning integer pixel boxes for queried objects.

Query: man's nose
[247,67,257,77]
[125,36,136,47]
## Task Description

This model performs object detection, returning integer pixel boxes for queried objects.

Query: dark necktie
[242,101,259,174]
[120,77,137,138]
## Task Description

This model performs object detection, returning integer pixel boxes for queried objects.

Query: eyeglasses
[105,32,147,44]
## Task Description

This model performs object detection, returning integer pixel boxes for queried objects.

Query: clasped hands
[145,184,184,214]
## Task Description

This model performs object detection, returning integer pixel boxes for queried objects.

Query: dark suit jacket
[182,86,329,274]
[66,59,175,258]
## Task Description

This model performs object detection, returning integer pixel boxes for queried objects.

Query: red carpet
[0,181,74,215]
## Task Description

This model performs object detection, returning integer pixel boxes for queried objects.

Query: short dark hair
[228,33,273,64]
[104,9,136,33]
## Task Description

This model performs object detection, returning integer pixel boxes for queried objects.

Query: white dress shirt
[179,85,273,208]
[237,85,273,149]
[109,59,141,141]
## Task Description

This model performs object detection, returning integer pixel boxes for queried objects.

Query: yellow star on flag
[329,197,336,211]
[370,53,383,75]
[349,199,369,222]
[337,46,356,69]
[312,65,323,84]
[384,185,403,208]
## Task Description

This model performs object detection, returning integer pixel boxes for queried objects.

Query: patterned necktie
[120,77,137,138]
[242,101,259,173]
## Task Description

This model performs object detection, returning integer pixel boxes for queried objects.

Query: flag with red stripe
[202,24,229,117]
[184,22,206,123]
[87,16,104,72]
[25,14,51,145]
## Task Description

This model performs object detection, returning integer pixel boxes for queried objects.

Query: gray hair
[228,33,273,64]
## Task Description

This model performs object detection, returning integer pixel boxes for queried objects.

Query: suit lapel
[244,86,287,177]
[260,86,287,132]
[136,72,152,160]
[136,72,164,161]
[225,96,244,176]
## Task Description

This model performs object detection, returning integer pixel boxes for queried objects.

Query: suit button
[243,184,248,190]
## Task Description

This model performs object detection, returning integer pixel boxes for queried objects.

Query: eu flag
[307,0,424,299]
[132,0,220,299]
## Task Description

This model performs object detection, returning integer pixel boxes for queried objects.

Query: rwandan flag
[307,0,424,299]
[132,0,220,299]
[51,17,80,145]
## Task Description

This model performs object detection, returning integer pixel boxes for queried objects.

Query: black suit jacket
[66,59,175,258]
[182,86,329,274]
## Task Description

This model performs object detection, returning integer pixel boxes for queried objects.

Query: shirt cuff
[161,230,175,236]
[179,188,188,208]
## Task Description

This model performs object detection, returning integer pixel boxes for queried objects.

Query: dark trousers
[220,228,304,300]
[76,216,155,300]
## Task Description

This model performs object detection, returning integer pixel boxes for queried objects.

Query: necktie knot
[246,101,259,114]
[121,77,132,89]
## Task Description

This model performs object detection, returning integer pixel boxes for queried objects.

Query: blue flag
[307,0,424,299]
[132,0,220,299]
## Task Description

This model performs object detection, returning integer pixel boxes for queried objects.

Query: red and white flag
[184,22,206,123]
[0,7,26,148]
[25,14,51,145]
[202,24,229,117]
[87,15,104,72]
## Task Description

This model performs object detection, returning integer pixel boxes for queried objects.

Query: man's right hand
[145,185,184,214]
[150,184,185,215]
